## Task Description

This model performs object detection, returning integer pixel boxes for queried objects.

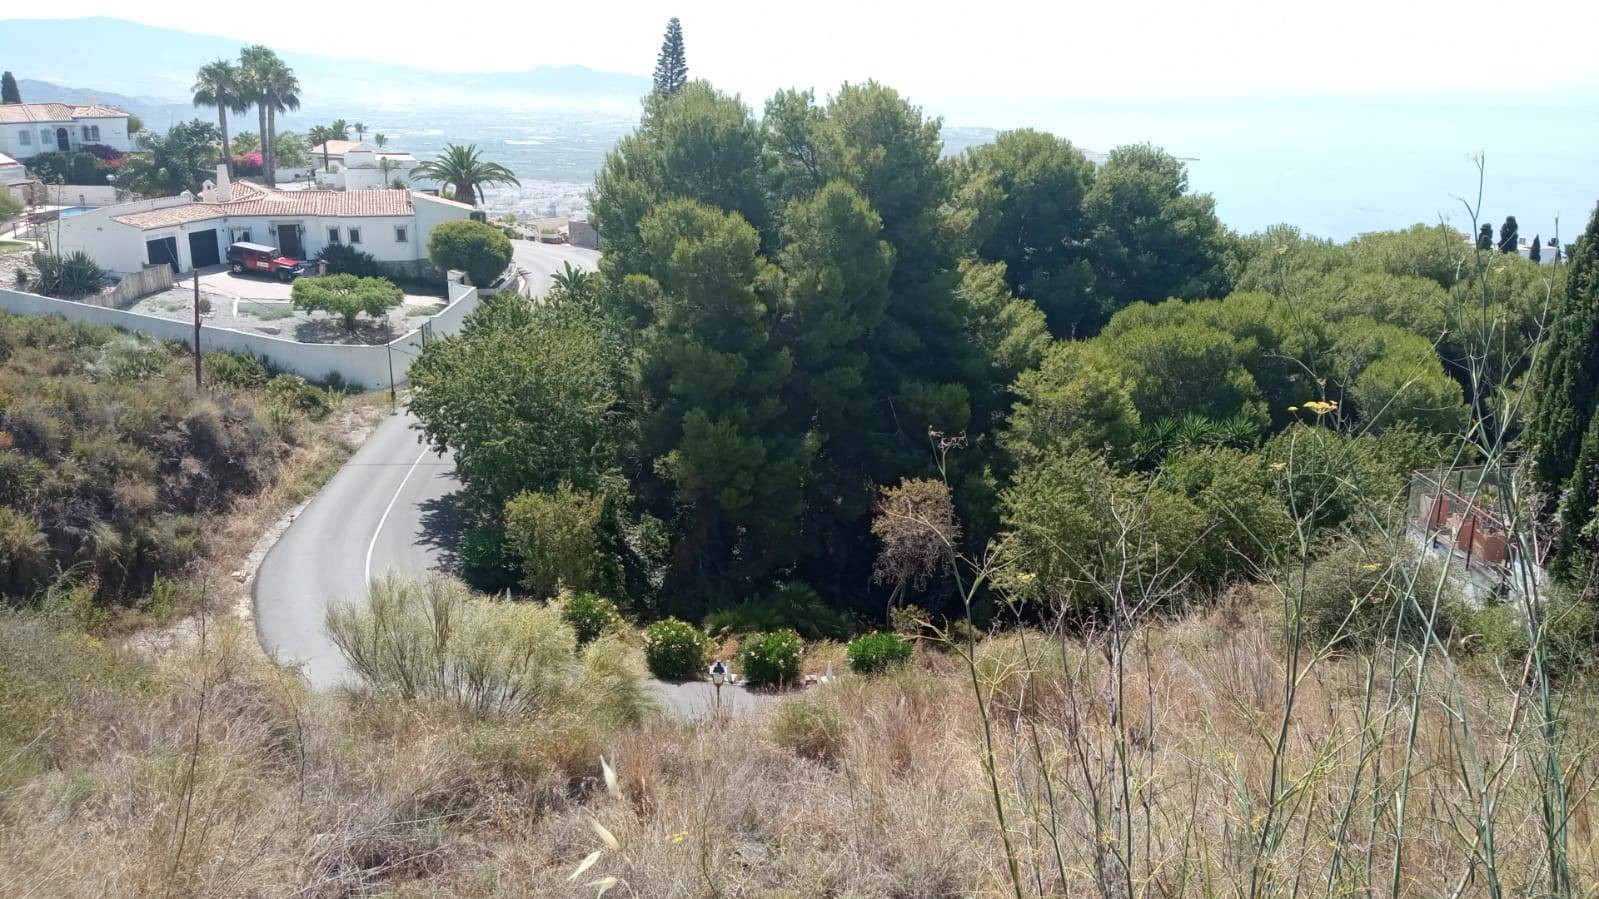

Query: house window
[327,227,341,245]
[231,228,252,244]
[17,130,29,147]
[80,125,100,142]
[347,228,361,245]
[40,130,51,146]
[394,226,407,243]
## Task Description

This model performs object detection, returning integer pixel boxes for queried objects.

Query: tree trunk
[266,106,277,185]
[456,179,476,206]
[256,104,268,184]
[218,109,232,177]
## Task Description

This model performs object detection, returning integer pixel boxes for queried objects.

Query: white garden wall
[0,285,481,390]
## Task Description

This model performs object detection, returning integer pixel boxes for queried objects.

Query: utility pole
[192,269,202,389]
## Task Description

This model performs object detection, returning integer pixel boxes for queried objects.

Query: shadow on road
[415,490,470,575]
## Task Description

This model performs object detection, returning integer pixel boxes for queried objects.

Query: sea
[341,95,1599,244]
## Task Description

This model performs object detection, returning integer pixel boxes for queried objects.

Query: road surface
[253,241,767,717]
[512,240,599,296]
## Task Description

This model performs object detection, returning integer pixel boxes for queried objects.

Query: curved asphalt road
[254,240,765,717]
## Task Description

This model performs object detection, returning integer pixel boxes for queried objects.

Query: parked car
[226,242,305,281]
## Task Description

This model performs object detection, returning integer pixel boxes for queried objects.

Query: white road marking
[364,441,432,586]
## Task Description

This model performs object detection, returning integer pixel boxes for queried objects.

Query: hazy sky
[20,0,1599,113]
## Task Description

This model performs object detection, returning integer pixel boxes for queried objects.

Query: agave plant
[30,252,107,299]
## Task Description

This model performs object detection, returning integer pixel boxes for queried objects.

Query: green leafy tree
[1499,215,1519,253]
[407,300,626,521]
[274,131,309,169]
[231,131,260,154]
[504,483,616,598]
[1528,202,1599,570]
[1,71,19,104]
[1083,143,1234,320]
[409,143,519,206]
[653,17,689,96]
[427,219,514,287]
[1003,341,1141,465]
[1477,222,1495,251]
[950,128,1099,335]
[289,274,402,330]
[116,120,220,197]
[192,59,248,175]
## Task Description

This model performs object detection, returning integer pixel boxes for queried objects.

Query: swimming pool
[57,206,95,219]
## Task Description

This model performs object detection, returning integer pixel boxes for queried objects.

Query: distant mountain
[0,17,650,113]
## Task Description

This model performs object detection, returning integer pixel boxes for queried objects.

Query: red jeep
[226,242,306,281]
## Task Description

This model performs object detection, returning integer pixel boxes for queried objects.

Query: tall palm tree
[409,144,519,206]
[328,119,350,141]
[354,122,367,143]
[260,59,301,185]
[238,46,274,181]
[308,125,332,176]
[374,132,388,149]
[192,59,247,176]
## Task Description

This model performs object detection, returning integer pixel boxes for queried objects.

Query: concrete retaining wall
[0,284,481,390]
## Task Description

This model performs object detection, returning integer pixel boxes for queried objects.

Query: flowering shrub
[737,629,803,688]
[561,592,618,645]
[643,618,710,680]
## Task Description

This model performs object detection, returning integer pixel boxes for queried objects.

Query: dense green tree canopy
[289,274,402,330]
[427,219,514,287]
[116,120,221,198]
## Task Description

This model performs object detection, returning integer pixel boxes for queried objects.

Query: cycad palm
[192,59,247,176]
[409,144,519,206]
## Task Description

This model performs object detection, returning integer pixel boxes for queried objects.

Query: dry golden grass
[3,595,1597,897]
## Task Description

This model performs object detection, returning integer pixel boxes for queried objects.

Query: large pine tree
[0,71,20,104]
[1528,202,1599,571]
[653,18,688,96]
[1500,214,1520,253]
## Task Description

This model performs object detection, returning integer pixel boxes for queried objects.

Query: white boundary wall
[0,283,480,390]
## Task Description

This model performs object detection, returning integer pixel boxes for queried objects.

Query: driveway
[251,247,766,718]
[512,239,600,296]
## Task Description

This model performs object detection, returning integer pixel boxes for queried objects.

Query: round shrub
[561,592,617,645]
[737,628,803,688]
[205,350,269,389]
[847,632,913,675]
[643,617,710,680]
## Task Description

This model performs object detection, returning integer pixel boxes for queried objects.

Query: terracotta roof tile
[0,102,128,124]
[112,186,415,230]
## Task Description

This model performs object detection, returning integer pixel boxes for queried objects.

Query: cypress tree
[1499,215,1520,253]
[652,18,688,96]
[1477,222,1494,251]
[1528,202,1599,520]
[0,71,19,104]
[1530,233,1542,263]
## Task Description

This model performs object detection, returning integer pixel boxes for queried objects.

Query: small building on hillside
[307,139,417,190]
[54,165,473,277]
[0,102,133,160]
[567,215,598,249]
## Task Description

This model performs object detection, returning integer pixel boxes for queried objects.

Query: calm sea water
[340,96,1599,242]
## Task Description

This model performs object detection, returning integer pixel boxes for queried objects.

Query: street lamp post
[709,660,727,717]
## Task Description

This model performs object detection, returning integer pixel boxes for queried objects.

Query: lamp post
[709,660,727,717]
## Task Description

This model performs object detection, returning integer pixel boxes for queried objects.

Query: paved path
[252,241,766,717]
[512,240,599,296]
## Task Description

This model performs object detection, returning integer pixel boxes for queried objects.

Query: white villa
[54,165,474,276]
[307,139,417,191]
[0,102,134,160]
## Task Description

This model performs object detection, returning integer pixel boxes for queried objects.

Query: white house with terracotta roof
[0,102,133,160]
[54,165,473,276]
[308,139,417,190]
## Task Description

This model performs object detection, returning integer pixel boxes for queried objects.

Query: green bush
[503,483,614,598]
[205,350,270,388]
[31,252,106,299]
[847,632,913,674]
[561,592,617,645]
[643,617,710,680]
[1293,539,1464,650]
[1465,590,1598,682]
[265,373,332,420]
[315,243,383,277]
[889,604,931,638]
[86,334,171,383]
[291,274,403,330]
[737,628,804,688]
[703,582,852,640]
[771,694,846,761]
[427,219,514,289]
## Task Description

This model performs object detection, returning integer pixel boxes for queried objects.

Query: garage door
[188,229,220,268]
[146,237,179,274]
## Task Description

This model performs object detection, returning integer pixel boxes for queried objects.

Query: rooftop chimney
[212,163,232,203]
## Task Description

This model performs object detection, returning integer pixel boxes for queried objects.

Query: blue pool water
[57,206,94,219]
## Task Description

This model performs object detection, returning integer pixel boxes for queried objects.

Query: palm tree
[240,46,299,185]
[409,144,519,206]
[328,119,350,141]
[192,59,247,176]
[373,132,388,149]
[378,157,401,188]
[308,125,332,177]
[354,122,367,143]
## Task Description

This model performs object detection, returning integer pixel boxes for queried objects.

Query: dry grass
[3,594,1596,897]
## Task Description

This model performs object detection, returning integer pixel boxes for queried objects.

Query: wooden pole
[192,269,202,389]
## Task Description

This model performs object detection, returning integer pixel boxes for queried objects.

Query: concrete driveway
[196,265,295,300]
